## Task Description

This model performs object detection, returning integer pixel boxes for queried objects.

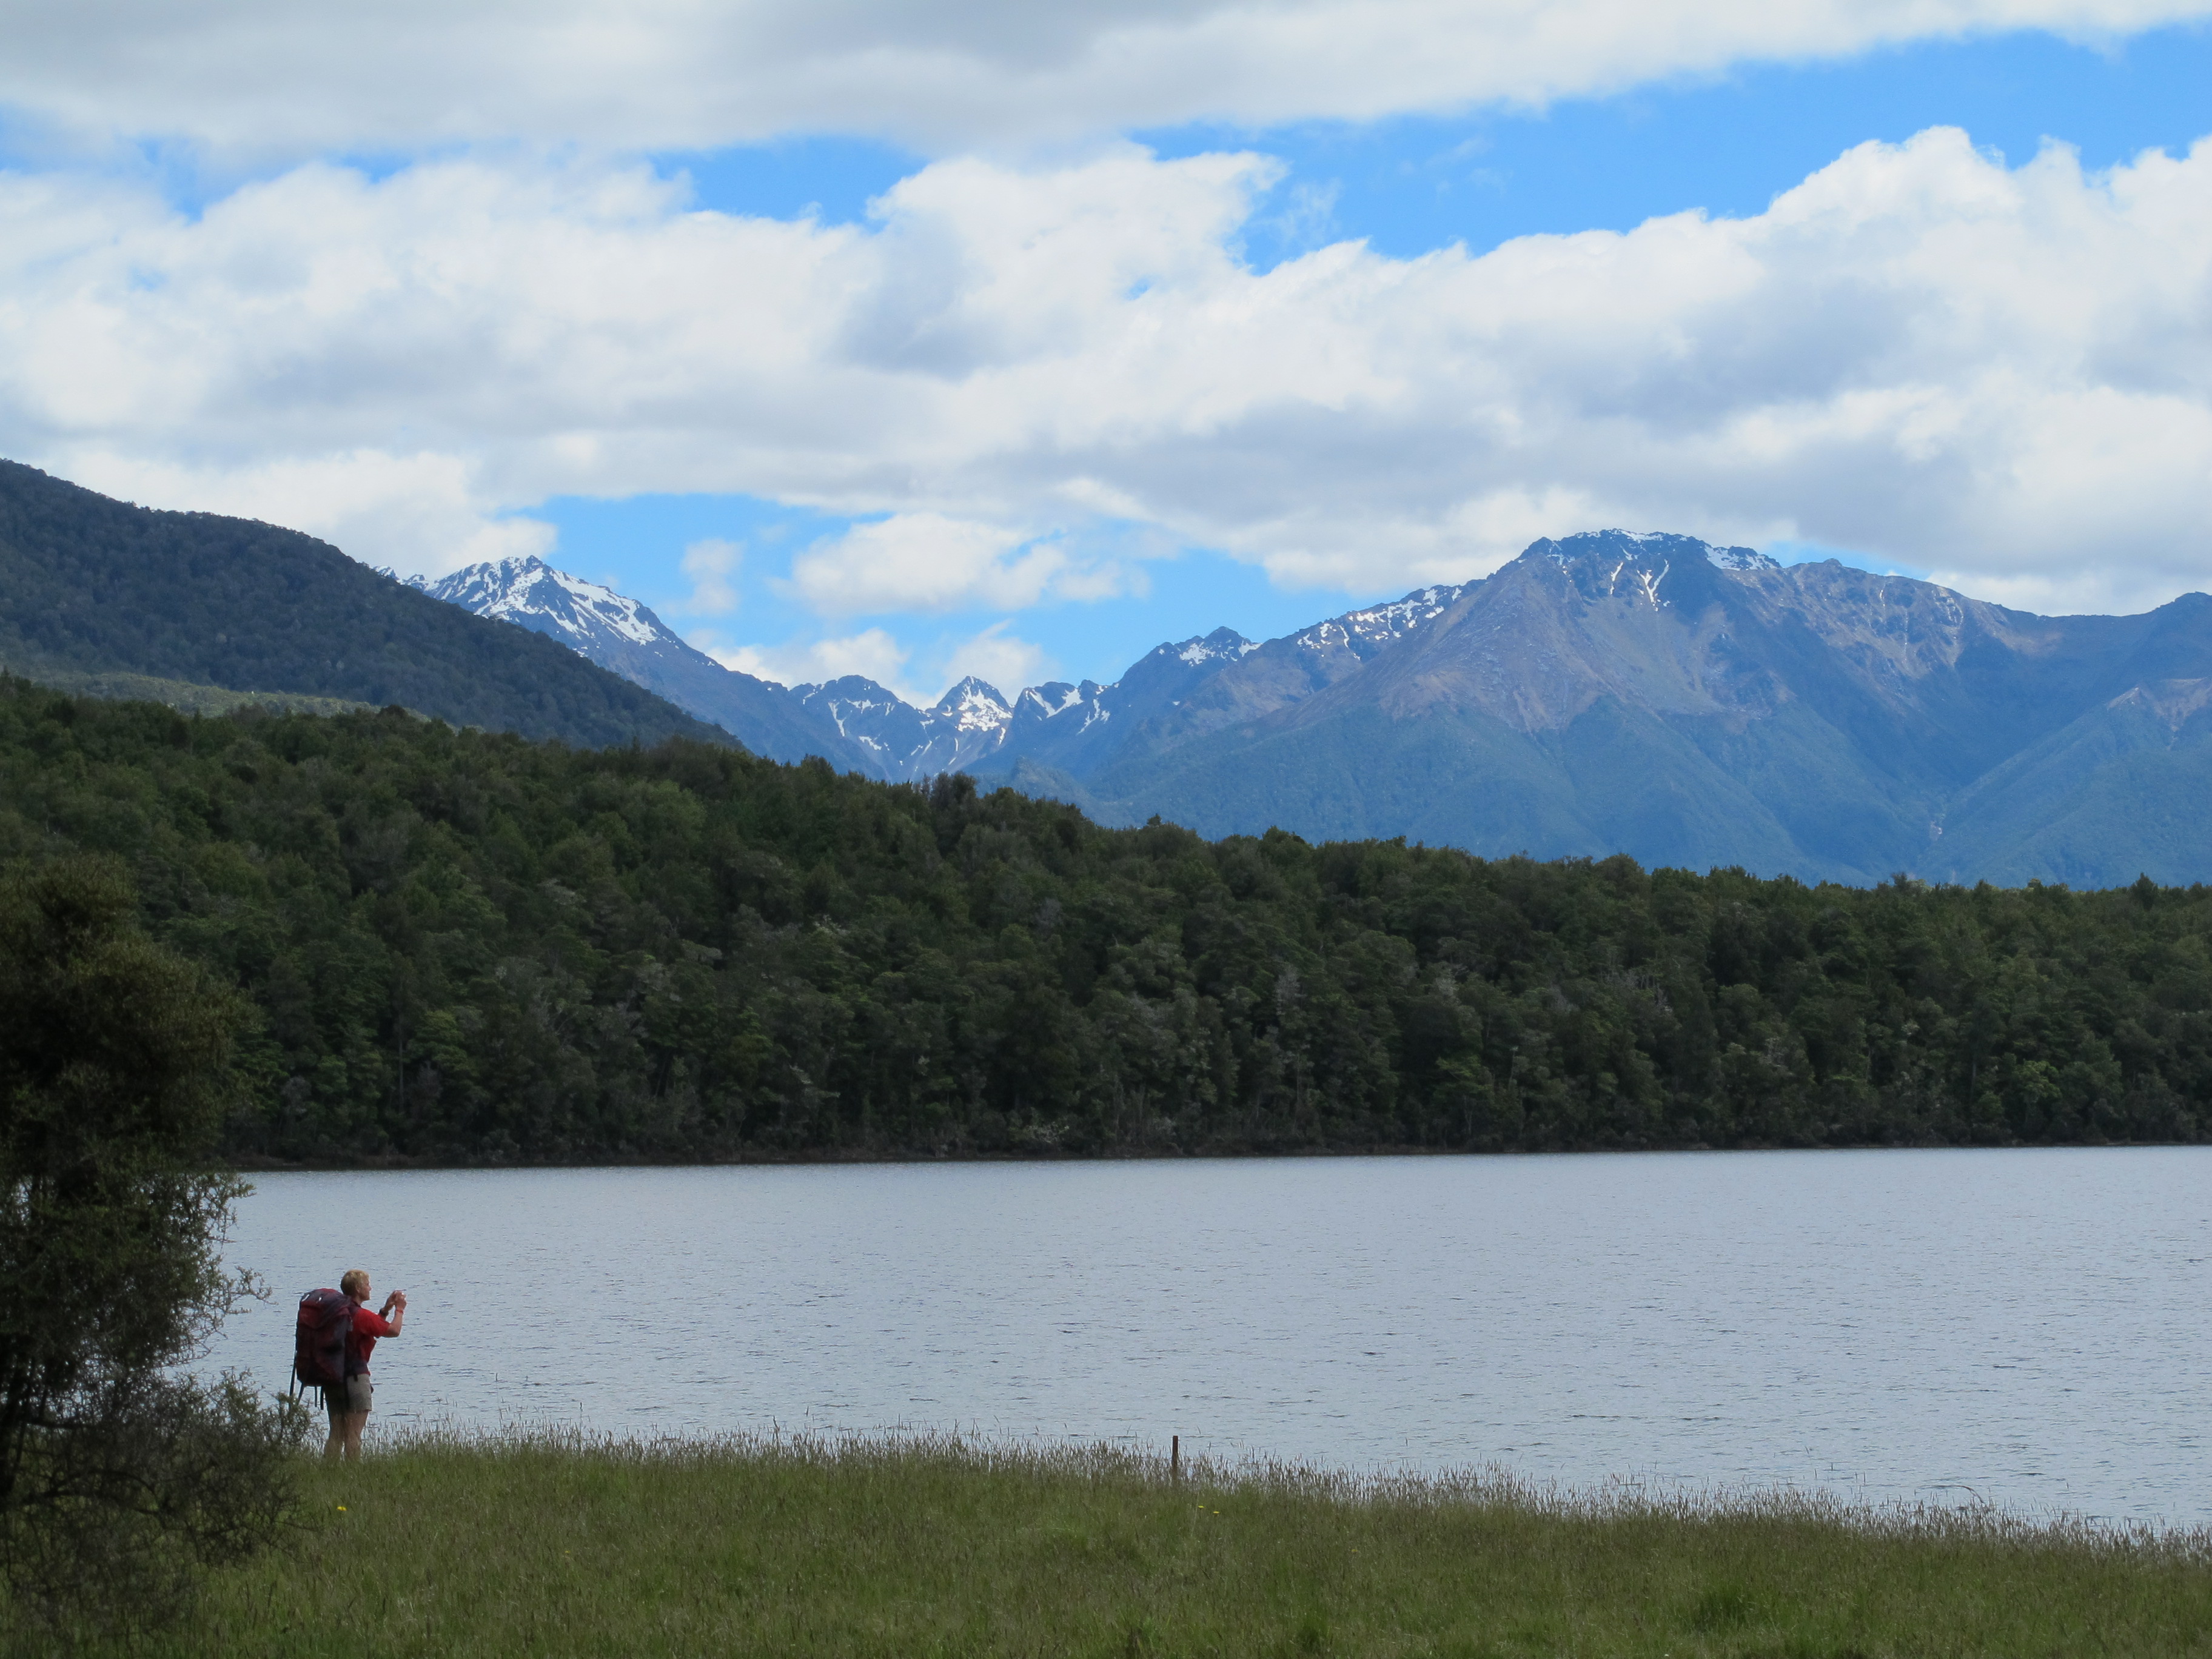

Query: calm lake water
[207,1148,2212,1522]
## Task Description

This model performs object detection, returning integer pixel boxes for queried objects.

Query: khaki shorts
[324,1374,372,1420]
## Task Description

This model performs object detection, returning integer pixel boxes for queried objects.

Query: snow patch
[1173,629,1255,666]
[1707,545,1781,572]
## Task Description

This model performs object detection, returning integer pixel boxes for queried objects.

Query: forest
[4,672,2208,1164]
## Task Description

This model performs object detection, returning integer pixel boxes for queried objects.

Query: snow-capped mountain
[1067,528,2212,884]
[414,557,668,651]
[409,557,866,769]
[793,675,1015,777]
[412,532,2212,886]
[1289,583,1470,657]
[410,554,1271,783]
[985,627,1260,779]
[405,550,1530,789]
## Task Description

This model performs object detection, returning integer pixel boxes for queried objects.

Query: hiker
[324,1269,405,1461]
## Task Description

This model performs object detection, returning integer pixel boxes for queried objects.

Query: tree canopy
[2,675,2209,1165]
[0,854,298,1629]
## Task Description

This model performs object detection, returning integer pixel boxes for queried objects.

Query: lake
[206,1147,2212,1522]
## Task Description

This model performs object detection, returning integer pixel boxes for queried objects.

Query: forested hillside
[0,460,728,749]
[6,675,2208,1164]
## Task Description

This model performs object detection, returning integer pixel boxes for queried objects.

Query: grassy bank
[38,1433,2212,1657]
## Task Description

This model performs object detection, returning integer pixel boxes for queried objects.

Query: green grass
[50,1433,2212,1657]
[4,660,377,718]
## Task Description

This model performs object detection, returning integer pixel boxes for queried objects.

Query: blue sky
[2,2,2210,703]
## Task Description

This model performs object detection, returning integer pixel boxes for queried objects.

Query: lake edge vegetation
[6,673,2211,1167]
[38,1429,2212,1659]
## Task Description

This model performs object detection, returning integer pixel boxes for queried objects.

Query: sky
[1,2,2209,705]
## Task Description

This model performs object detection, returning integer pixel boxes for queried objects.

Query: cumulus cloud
[56,446,555,575]
[783,514,1148,614]
[4,129,2212,611]
[786,516,1051,614]
[709,628,913,695]
[2,0,2208,155]
[936,622,1056,699]
[679,538,743,614]
[704,620,1049,703]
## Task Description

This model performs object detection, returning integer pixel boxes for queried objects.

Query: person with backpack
[312,1269,404,1461]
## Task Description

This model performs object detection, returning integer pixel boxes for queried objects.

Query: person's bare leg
[324,1406,344,1460]
[342,1410,368,1461]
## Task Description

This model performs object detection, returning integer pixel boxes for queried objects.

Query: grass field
[32,1432,2212,1657]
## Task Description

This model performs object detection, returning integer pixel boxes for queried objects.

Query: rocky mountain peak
[1173,626,1259,666]
[802,675,907,713]
[1510,529,1780,612]
[1013,680,1104,718]
[414,556,669,648]
[933,676,1014,732]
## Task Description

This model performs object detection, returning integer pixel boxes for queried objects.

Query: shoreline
[223,1134,2196,1173]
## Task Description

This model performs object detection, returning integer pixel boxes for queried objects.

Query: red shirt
[347,1305,397,1375]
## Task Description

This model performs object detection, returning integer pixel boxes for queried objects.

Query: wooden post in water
[1171,1435,1181,1484]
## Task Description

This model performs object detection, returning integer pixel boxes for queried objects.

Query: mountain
[0,461,728,749]
[409,557,866,767]
[791,675,1016,776]
[1933,679,2212,885]
[408,555,1050,777]
[412,555,1271,782]
[414,529,2212,886]
[1070,532,2212,883]
[984,592,1466,785]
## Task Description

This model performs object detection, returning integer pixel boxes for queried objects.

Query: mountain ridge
[394,529,2212,886]
[0,460,737,750]
[409,555,870,767]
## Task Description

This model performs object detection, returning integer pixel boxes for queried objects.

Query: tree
[0,856,302,1633]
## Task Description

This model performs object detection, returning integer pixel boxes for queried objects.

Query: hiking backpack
[294,1288,352,1390]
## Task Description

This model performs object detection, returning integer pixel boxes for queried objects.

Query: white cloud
[784,514,1144,614]
[4,129,2212,612]
[53,446,553,576]
[679,538,743,614]
[708,628,911,694]
[699,619,1053,703]
[934,622,1056,699]
[1,0,2208,156]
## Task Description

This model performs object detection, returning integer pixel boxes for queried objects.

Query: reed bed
[27,1427,2212,1656]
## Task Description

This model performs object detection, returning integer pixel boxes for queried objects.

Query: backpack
[294,1288,353,1390]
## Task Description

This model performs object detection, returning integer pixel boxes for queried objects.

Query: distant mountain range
[417,537,2212,888]
[407,555,1276,783]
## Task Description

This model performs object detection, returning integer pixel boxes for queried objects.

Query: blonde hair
[340,1269,370,1300]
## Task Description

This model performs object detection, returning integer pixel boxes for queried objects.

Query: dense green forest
[5,674,2208,1162]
